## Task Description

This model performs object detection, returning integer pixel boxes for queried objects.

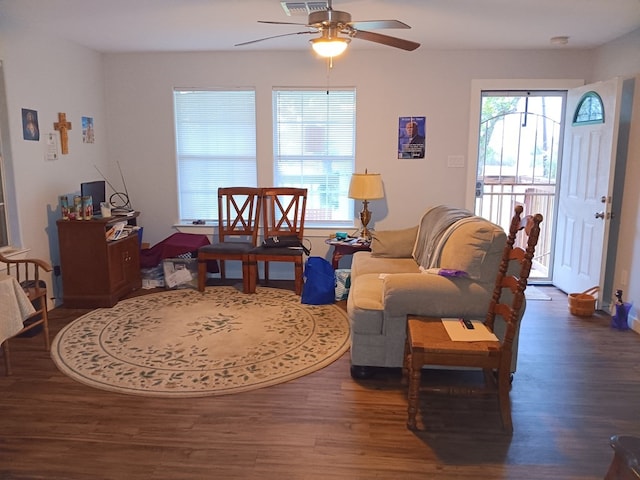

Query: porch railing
[476,182,555,278]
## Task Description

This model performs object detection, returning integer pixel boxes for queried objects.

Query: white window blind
[273,88,355,227]
[174,89,257,221]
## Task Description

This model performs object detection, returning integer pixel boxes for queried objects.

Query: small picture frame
[82,116,95,143]
[22,108,40,141]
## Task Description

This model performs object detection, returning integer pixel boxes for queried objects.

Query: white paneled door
[552,78,624,305]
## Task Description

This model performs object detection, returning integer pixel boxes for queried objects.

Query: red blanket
[140,233,217,272]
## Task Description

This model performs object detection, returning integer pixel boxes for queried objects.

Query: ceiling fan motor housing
[308,9,352,28]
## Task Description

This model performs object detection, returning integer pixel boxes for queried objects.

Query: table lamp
[348,170,384,241]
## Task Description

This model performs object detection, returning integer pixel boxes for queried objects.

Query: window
[273,88,356,227]
[573,91,605,125]
[173,89,257,222]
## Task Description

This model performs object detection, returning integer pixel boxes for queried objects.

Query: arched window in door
[573,91,605,125]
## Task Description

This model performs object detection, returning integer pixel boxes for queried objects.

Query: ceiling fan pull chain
[325,57,334,93]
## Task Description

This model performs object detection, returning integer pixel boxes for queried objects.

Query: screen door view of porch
[474,90,565,282]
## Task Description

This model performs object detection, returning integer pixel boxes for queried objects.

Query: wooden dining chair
[245,187,308,295]
[403,205,543,433]
[197,187,262,294]
[0,252,52,375]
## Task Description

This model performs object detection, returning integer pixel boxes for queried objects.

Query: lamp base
[358,200,373,242]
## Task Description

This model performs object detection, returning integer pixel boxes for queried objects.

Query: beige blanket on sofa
[411,205,472,269]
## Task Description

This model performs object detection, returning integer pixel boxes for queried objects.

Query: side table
[326,239,371,269]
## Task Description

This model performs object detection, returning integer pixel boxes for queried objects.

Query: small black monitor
[80,180,106,216]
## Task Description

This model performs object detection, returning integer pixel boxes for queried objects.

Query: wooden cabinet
[57,213,142,308]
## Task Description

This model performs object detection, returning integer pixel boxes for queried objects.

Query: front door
[552,77,626,307]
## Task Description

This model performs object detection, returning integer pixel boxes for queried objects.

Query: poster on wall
[22,108,40,141]
[82,116,95,144]
[398,116,425,159]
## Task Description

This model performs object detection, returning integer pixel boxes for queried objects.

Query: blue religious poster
[398,116,426,159]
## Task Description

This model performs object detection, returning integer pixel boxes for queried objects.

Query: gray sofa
[346,205,521,378]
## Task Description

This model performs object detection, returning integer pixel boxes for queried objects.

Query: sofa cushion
[370,226,418,258]
[351,252,420,277]
[347,273,386,334]
[439,219,506,281]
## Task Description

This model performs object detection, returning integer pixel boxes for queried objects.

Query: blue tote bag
[301,257,335,305]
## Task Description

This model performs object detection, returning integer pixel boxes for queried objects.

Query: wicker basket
[568,286,599,316]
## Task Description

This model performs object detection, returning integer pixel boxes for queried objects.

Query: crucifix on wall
[54,112,72,154]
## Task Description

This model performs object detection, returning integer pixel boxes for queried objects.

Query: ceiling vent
[281,1,328,16]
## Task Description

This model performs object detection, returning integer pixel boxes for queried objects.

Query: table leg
[332,250,343,269]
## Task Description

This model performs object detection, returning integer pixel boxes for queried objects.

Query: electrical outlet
[54,265,61,276]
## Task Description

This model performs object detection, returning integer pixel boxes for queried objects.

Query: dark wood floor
[1,284,638,479]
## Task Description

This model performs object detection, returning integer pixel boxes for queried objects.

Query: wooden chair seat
[408,318,501,359]
[199,242,254,254]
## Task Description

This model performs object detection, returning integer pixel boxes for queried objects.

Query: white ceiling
[0,0,639,53]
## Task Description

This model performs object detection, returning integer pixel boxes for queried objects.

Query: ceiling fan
[235,0,421,57]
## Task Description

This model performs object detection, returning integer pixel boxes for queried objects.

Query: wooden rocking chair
[0,251,52,375]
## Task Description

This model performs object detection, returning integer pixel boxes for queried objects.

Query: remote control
[462,319,475,330]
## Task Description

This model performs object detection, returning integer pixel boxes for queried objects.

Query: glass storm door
[474,91,566,282]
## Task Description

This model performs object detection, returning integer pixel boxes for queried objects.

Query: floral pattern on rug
[51,287,351,397]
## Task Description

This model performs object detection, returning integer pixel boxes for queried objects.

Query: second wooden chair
[245,188,308,295]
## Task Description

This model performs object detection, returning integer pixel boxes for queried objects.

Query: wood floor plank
[1,286,638,479]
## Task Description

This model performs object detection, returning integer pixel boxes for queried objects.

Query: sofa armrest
[382,273,493,319]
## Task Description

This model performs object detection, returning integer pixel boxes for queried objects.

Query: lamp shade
[348,173,384,200]
[311,37,350,58]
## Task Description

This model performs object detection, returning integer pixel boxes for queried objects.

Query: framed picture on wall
[22,108,40,141]
[82,116,95,143]
[398,116,426,159]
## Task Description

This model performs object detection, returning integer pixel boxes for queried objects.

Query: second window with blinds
[273,88,356,228]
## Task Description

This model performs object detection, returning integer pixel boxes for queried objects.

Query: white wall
[0,25,108,302]
[592,28,640,81]
[103,49,592,248]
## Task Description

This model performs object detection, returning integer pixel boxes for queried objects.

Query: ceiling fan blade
[258,20,310,26]
[235,31,314,47]
[352,29,420,51]
[349,20,411,30]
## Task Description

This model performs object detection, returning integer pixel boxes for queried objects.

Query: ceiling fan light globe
[311,37,349,57]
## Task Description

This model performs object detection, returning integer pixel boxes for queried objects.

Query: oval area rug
[51,287,350,397]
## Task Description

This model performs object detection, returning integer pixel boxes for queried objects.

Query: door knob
[595,212,606,219]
